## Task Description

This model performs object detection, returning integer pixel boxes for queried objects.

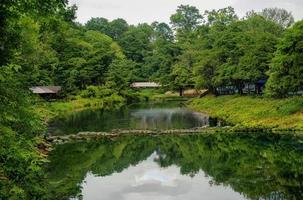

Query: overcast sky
[69,0,303,25]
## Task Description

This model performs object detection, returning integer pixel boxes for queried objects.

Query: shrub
[80,86,116,99]
[103,94,126,110]
[80,86,99,98]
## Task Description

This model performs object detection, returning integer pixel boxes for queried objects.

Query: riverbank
[37,93,303,138]
[188,95,303,131]
[35,94,126,123]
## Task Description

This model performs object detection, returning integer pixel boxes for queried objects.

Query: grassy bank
[35,95,126,123]
[188,95,303,131]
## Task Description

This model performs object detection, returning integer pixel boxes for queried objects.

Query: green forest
[1,0,303,199]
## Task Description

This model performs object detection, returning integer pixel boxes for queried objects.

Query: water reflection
[130,108,209,130]
[81,153,243,200]
[49,102,213,135]
[45,133,303,200]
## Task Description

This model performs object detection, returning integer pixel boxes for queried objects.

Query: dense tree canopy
[265,20,303,97]
[0,1,68,198]
[36,4,299,98]
[1,2,301,98]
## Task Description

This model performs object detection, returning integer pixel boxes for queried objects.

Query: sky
[69,0,303,25]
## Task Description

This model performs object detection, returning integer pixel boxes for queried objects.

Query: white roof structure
[30,86,61,94]
[131,82,161,88]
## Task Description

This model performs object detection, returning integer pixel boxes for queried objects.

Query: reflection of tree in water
[45,133,303,200]
[49,107,211,135]
[131,108,209,129]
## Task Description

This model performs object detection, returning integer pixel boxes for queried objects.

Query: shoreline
[40,94,303,147]
[187,95,303,132]
[35,96,127,125]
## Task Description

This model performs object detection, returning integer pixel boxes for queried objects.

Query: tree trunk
[237,82,244,95]
[210,86,218,96]
[179,88,184,97]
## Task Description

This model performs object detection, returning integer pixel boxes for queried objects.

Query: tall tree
[266,20,303,97]
[170,5,203,32]
[85,17,111,35]
[260,8,294,28]
[205,6,238,26]
[109,18,129,40]
[106,59,138,92]
[193,14,282,94]
[145,36,180,85]
[59,4,78,23]
[151,22,174,41]
[118,23,153,64]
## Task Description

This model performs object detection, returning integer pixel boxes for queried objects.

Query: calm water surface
[46,134,303,200]
[80,152,243,200]
[46,102,303,200]
[49,101,220,135]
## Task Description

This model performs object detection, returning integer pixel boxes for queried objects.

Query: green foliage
[80,86,100,98]
[80,85,116,99]
[170,5,203,32]
[118,24,153,64]
[266,20,303,97]
[85,17,129,41]
[191,13,282,94]
[109,18,129,40]
[146,38,181,86]
[0,67,47,199]
[1,3,301,98]
[85,17,129,40]
[106,59,138,91]
[171,61,194,90]
[0,0,66,66]
[79,5,298,97]
[151,22,174,41]
[0,2,72,198]
[102,93,126,110]
[205,6,238,26]
[38,95,127,124]
[85,17,110,34]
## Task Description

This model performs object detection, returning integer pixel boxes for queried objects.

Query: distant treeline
[1,3,303,98]
[82,6,302,98]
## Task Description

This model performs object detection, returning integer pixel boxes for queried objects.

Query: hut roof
[30,86,61,94]
[131,82,161,88]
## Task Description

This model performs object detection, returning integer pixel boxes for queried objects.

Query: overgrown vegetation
[37,96,125,122]
[0,1,66,199]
